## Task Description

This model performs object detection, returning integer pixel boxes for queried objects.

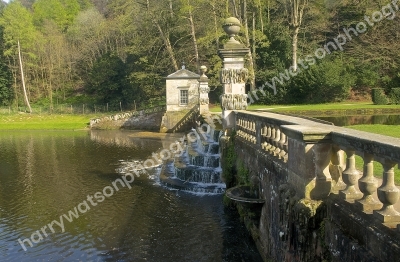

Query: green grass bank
[0,114,99,130]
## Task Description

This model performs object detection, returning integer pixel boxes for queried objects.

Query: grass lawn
[347,124,400,138]
[0,113,101,130]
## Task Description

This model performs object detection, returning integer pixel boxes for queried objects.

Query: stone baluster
[339,149,362,202]
[279,132,288,161]
[374,159,400,225]
[275,128,285,156]
[282,134,289,162]
[261,125,267,149]
[269,126,277,153]
[330,145,346,194]
[355,153,382,213]
[252,121,256,144]
[263,124,272,151]
[272,127,281,156]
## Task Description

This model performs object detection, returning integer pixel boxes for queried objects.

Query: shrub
[389,88,400,104]
[372,88,389,105]
[285,57,355,104]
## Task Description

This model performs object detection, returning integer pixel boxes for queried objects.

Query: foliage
[85,53,144,110]
[389,88,400,105]
[372,88,389,105]
[1,0,400,107]
[221,131,237,189]
[0,26,12,105]
[236,160,250,185]
[285,57,355,104]
[33,0,88,32]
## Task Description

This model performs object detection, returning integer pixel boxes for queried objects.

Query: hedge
[389,88,400,105]
[372,88,389,105]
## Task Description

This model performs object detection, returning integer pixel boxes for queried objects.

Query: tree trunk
[187,1,199,72]
[252,11,256,69]
[147,0,178,71]
[18,40,32,113]
[287,0,308,72]
[242,0,255,91]
[292,26,299,72]
[169,0,174,18]
[231,0,239,18]
[211,1,219,49]
[154,21,179,71]
[258,0,264,31]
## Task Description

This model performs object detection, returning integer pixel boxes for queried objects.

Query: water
[315,114,400,126]
[156,128,226,194]
[0,130,262,261]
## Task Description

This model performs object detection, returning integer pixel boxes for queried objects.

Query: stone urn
[223,17,241,40]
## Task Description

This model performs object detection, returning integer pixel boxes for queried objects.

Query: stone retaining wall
[90,110,164,131]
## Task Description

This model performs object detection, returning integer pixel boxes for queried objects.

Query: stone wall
[90,111,164,131]
[222,111,400,261]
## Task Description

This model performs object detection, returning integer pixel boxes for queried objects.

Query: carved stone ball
[223,17,241,38]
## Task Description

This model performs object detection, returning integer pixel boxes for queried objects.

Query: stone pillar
[218,17,249,131]
[280,125,332,200]
[198,65,210,115]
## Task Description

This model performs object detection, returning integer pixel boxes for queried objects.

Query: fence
[0,102,166,115]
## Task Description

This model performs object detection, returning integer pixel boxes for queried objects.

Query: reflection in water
[0,130,262,262]
[316,114,400,126]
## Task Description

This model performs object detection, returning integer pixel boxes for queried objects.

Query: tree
[33,0,84,32]
[0,26,12,105]
[85,53,144,109]
[0,1,38,107]
[281,0,309,72]
[18,40,32,112]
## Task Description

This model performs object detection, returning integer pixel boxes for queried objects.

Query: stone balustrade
[330,130,400,228]
[234,110,400,230]
[235,111,321,163]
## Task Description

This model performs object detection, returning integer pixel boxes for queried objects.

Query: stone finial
[223,17,241,40]
[182,62,186,69]
[222,17,245,49]
[200,65,207,77]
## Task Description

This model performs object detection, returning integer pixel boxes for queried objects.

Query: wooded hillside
[0,0,399,110]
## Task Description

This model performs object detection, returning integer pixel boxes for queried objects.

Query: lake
[315,114,400,126]
[0,130,262,262]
